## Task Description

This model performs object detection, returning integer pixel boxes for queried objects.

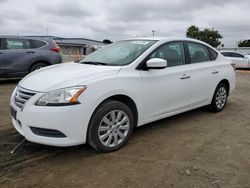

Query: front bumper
[10,89,91,147]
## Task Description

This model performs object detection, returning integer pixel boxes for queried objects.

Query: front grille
[14,86,37,110]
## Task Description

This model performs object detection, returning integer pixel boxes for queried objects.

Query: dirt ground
[0,72,250,188]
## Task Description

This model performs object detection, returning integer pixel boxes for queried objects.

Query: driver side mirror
[146,58,167,69]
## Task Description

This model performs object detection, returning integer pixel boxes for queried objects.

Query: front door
[140,42,192,122]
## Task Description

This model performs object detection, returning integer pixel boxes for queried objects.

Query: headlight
[36,86,87,106]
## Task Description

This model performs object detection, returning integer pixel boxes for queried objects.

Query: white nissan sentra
[10,38,236,152]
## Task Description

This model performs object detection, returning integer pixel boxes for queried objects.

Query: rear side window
[208,48,218,60]
[29,39,47,48]
[221,52,231,57]
[149,42,185,67]
[187,42,210,63]
[231,52,244,58]
[5,38,30,49]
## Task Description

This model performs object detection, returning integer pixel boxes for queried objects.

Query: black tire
[30,63,48,72]
[209,83,228,112]
[87,100,134,152]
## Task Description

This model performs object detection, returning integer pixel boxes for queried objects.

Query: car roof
[121,37,214,47]
[0,35,50,42]
[221,51,242,54]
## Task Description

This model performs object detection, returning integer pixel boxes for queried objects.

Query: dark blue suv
[0,36,62,79]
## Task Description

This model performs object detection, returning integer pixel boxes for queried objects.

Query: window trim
[137,40,187,70]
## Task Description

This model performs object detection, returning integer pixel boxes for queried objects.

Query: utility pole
[46,28,49,36]
[152,30,156,37]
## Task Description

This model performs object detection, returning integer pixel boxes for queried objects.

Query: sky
[0,0,250,47]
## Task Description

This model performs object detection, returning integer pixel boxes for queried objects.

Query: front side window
[149,42,185,67]
[80,40,157,66]
[187,42,210,63]
[5,38,30,49]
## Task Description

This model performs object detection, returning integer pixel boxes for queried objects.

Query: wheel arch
[93,94,138,128]
[218,79,230,93]
[208,79,230,112]
[86,94,139,149]
[209,79,230,105]
[29,61,52,72]
[87,94,139,135]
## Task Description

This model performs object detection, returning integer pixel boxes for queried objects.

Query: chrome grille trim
[14,86,37,110]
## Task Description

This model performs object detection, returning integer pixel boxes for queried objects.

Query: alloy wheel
[215,86,227,109]
[98,110,130,148]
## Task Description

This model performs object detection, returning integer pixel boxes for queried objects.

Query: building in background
[53,37,104,55]
[26,36,105,62]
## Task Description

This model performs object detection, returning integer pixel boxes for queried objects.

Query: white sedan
[221,51,250,69]
[10,38,236,152]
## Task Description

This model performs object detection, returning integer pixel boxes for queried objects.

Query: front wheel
[87,100,134,152]
[209,83,228,112]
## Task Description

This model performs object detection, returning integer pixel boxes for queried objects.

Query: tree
[186,25,222,47]
[186,25,200,39]
[238,40,250,47]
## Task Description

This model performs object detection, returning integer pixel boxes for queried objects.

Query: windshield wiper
[81,61,108,66]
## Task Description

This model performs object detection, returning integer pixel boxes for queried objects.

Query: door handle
[180,74,191,80]
[26,51,35,54]
[211,70,219,74]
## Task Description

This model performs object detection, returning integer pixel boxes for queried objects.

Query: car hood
[19,62,122,92]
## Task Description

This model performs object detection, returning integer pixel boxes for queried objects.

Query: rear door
[186,42,220,105]
[0,38,5,78]
[2,38,38,78]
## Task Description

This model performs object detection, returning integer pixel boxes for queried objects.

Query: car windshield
[79,40,157,66]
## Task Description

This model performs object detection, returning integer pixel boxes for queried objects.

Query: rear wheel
[209,83,228,112]
[30,63,48,72]
[87,100,134,152]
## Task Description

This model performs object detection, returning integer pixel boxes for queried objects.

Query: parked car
[10,38,235,152]
[221,51,250,69]
[0,36,62,79]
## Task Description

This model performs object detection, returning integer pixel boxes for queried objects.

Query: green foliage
[238,40,250,47]
[186,25,223,47]
[186,25,200,39]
